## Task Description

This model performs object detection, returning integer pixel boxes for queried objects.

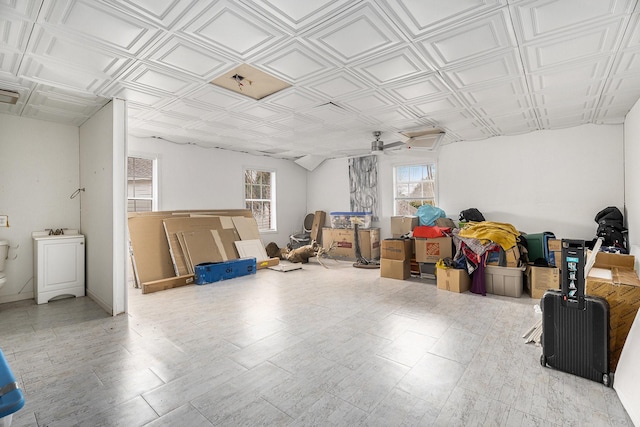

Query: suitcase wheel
[603,373,613,388]
[540,354,546,367]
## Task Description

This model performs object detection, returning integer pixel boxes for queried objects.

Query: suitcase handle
[561,239,586,308]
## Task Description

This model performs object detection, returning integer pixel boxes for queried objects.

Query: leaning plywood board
[232,216,261,240]
[176,232,192,274]
[142,274,194,294]
[219,228,241,260]
[182,230,224,271]
[128,209,253,285]
[235,239,269,260]
[163,216,224,276]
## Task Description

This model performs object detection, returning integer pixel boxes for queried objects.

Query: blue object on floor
[194,258,257,285]
[0,348,25,425]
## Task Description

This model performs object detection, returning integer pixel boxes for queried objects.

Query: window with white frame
[244,168,276,231]
[127,156,157,212]
[393,163,437,215]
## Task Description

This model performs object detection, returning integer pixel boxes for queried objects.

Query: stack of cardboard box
[415,236,453,279]
[380,239,413,280]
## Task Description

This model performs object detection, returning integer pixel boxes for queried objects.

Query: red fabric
[413,226,451,238]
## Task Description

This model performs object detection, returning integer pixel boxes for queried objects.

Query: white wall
[308,124,624,241]
[79,100,128,315]
[438,124,624,239]
[0,115,80,303]
[128,136,308,248]
[624,98,640,269]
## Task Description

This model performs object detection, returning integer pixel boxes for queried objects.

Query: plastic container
[484,265,525,297]
[0,349,25,427]
[329,212,372,229]
[194,258,256,285]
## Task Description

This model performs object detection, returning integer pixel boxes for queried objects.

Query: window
[244,169,276,231]
[127,156,156,212]
[393,163,437,215]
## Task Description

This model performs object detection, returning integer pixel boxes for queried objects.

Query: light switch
[0,215,8,227]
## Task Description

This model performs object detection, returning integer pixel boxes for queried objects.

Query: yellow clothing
[458,221,520,250]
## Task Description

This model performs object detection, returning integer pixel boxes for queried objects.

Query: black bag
[459,208,485,222]
[595,206,624,230]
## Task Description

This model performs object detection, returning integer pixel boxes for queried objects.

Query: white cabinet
[33,232,85,304]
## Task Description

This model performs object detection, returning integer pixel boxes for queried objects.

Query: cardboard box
[526,264,560,299]
[322,227,380,260]
[484,265,525,297]
[310,210,326,244]
[415,237,453,263]
[381,258,410,280]
[587,252,640,372]
[381,239,412,261]
[547,239,562,267]
[391,216,419,238]
[437,268,471,293]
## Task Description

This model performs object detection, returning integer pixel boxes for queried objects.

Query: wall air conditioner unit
[402,128,445,150]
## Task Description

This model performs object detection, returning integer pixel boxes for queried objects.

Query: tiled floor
[0,259,633,426]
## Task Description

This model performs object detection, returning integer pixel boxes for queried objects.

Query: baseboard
[86,288,113,316]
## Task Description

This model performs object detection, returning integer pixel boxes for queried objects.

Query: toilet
[0,240,8,290]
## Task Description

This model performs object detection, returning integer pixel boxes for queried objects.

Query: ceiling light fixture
[0,89,19,105]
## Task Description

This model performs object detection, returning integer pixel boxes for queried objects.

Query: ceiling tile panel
[26,27,133,86]
[39,0,163,55]
[118,62,200,96]
[458,77,528,105]
[521,20,626,71]
[485,110,539,134]
[27,86,108,116]
[103,82,173,109]
[0,77,34,116]
[305,2,407,64]
[160,99,221,120]
[145,35,233,80]
[187,85,248,110]
[416,9,516,68]
[19,56,110,94]
[0,12,34,51]
[305,71,372,99]
[510,0,634,42]
[263,89,323,111]
[379,0,506,38]
[351,46,430,86]
[441,49,523,89]
[340,91,398,113]
[239,104,288,120]
[527,56,612,92]
[609,47,640,77]
[383,72,450,103]
[176,1,287,60]
[103,0,200,29]
[619,12,640,49]
[0,49,22,75]
[239,0,357,32]
[538,108,595,129]
[408,94,465,117]
[256,41,337,82]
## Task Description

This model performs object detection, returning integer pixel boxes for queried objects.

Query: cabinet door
[39,238,85,292]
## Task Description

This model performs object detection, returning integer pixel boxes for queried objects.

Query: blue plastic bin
[194,258,256,285]
[0,349,25,427]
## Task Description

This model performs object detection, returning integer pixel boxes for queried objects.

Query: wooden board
[127,209,253,285]
[182,230,224,270]
[142,274,194,294]
[232,216,261,240]
[176,232,192,274]
[235,239,268,260]
[163,216,223,276]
